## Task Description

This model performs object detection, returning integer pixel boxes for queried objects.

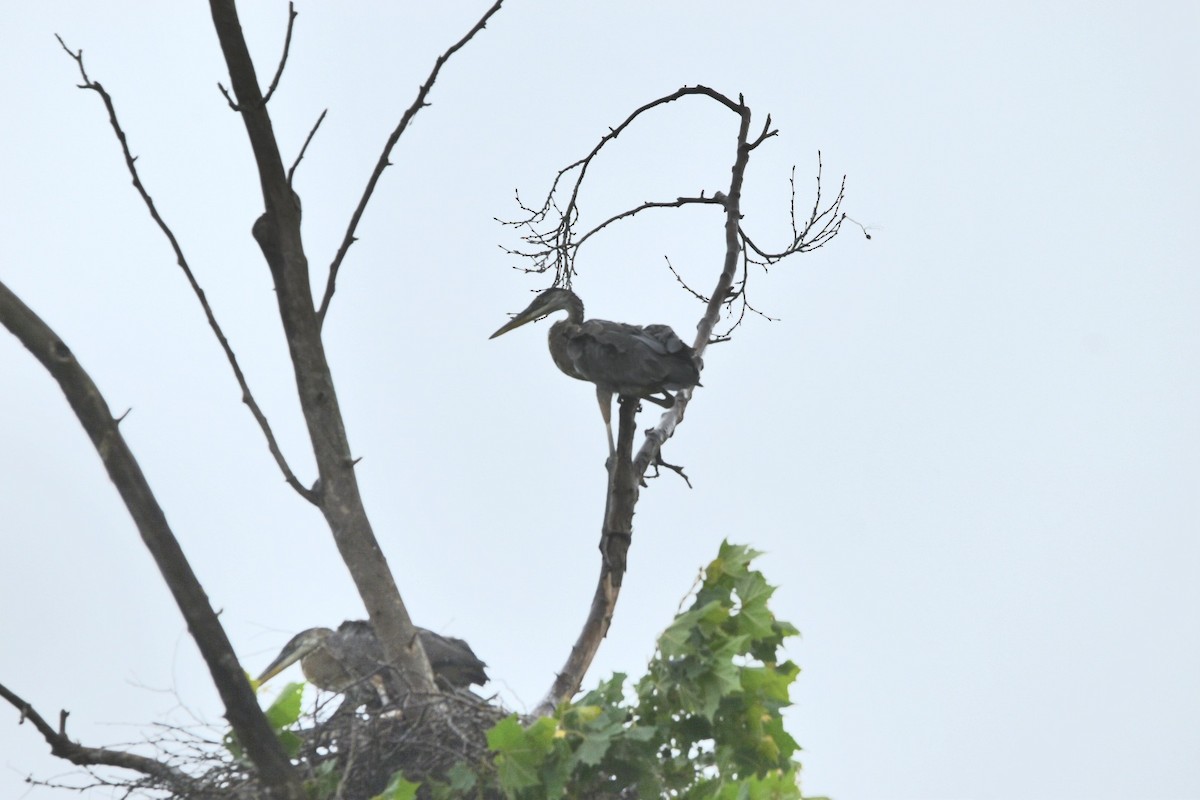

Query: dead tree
[1,1,504,797]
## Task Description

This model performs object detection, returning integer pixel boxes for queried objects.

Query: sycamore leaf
[574,716,627,766]
[487,715,559,792]
[277,730,302,759]
[740,663,799,707]
[264,681,304,730]
[371,772,419,800]
[659,600,729,657]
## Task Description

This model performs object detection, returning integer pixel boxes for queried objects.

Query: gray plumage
[490,288,701,452]
[256,620,487,708]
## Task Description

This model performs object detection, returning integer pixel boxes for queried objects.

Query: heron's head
[256,627,333,685]
[489,288,578,339]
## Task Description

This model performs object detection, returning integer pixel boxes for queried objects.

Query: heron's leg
[642,391,676,409]
[596,387,615,456]
[369,674,392,707]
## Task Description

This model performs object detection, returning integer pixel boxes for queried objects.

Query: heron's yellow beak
[255,648,303,686]
[489,310,539,339]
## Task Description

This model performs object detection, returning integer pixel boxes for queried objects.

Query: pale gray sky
[2,2,1197,799]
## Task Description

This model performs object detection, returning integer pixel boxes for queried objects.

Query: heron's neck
[563,292,584,324]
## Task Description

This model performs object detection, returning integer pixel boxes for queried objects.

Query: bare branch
[218,81,240,110]
[645,450,693,488]
[209,0,440,701]
[663,256,710,303]
[0,278,301,799]
[739,154,847,262]
[629,102,759,479]
[499,85,745,287]
[746,114,778,151]
[318,0,506,326]
[571,195,725,255]
[0,681,193,788]
[288,108,328,186]
[533,398,639,716]
[261,2,298,107]
[54,35,316,504]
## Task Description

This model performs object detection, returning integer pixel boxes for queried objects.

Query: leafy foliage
[372,773,420,800]
[421,541,810,799]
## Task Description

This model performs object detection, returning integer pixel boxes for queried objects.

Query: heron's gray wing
[331,620,387,680]
[643,324,703,385]
[568,319,700,396]
[417,628,489,688]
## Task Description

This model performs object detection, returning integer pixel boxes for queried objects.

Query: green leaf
[660,600,729,657]
[487,715,560,793]
[277,730,302,759]
[712,767,802,800]
[573,715,626,766]
[264,681,305,730]
[444,762,477,793]
[579,673,629,707]
[486,714,527,752]
[740,663,799,707]
[371,772,419,800]
[453,543,807,800]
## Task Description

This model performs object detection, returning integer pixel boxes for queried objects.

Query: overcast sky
[2,3,1197,799]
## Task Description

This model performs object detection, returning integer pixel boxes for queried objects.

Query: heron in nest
[490,287,701,454]
[256,621,487,708]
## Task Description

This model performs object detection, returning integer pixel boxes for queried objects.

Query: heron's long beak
[489,309,541,339]
[256,643,307,685]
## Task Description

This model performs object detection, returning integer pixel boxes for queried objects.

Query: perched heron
[489,288,701,454]
[256,621,488,708]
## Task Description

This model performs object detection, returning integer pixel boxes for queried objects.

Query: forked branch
[209,0,440,698]
[217,2,296,110]
[0,681,194,790]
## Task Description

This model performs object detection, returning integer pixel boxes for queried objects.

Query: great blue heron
[256,621,487,708]
[489,288,701,453]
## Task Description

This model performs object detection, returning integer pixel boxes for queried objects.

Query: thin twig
[498,85,743,287]
[318,0,506,326]
[0,681,193,787]
[571,195,724,255]
[54,35,316,505]
[663,256,710,303]
[501,194,723,266]
[218,81,240,110]
[288,108,328,186]
[646,450,693,488]
[261,2,298,107]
